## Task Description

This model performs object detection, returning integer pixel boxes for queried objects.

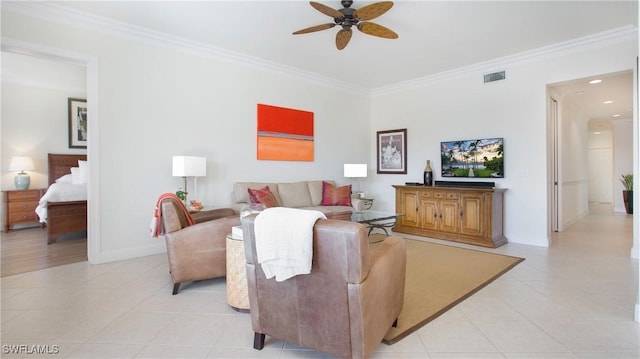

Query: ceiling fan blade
[357,22,398,39]
[293,23,336,35]
[335,28,352,50]
[354,1,394,21]
[310,1,344,19]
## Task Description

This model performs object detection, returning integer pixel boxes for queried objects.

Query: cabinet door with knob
[397,190,420,228]
[459,193,484,238]
[419,193,458,234]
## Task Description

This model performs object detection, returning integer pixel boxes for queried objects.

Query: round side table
[226,234,250,312]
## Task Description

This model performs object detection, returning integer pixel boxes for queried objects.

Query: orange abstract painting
[257,104,314,161]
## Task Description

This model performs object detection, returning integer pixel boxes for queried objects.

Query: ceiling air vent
[484,71,506,83]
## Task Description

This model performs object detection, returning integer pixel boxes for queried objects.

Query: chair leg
[253,332,265,350]
[392,318,398,327]
[172,283,180,295]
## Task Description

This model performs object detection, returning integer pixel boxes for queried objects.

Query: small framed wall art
[377,128,407,174]
[68,98,87,149]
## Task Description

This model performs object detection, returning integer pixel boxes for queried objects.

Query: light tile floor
[1,209,638,358]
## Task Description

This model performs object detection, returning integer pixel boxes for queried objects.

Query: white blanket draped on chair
[254,207,326,282]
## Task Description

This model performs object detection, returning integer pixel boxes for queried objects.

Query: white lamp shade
[172,156,206,177]
[344,164,367,178]
[9,156,35,172]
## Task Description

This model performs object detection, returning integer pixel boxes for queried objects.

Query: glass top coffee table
[350,211,402,236]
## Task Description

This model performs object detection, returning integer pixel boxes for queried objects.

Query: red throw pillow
[321,181,352,206]
[247,186,270,203]
[248,187,279,208]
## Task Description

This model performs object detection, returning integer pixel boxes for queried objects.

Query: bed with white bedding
[35,182,87,224]
[40,154,88,244]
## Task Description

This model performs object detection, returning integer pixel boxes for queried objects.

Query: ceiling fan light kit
[293,1,398,50]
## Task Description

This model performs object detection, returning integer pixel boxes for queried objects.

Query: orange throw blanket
[149,193,195,237]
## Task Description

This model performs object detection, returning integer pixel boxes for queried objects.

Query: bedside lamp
[344,163,367,198]
[9,156,35,190]
[172,156,206,204]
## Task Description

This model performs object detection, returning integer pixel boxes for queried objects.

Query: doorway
[548,71,634,234]
[1,51,88,274]
[1,41,100,269]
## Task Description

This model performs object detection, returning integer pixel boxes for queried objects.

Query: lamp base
[15,173,30,190]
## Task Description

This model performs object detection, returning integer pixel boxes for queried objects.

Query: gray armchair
[160,197,240,294]
[241,214,406,359]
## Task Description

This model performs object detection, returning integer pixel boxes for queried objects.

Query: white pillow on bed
[55,174,73,184]
[71,167,83,184]
[69,161,89,184]
[78,160,89,183]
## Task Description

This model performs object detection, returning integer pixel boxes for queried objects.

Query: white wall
[1,9,371,262]
[369,36,637,247]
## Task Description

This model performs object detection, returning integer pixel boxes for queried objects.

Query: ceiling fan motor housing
[336,8,358,27]
[341,0,354,7]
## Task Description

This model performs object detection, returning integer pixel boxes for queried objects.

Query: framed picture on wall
[68,98,87,149]
[376,128,407,174]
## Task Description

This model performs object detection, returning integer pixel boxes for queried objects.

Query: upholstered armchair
[241,214,406,359]
[160,197,240,295]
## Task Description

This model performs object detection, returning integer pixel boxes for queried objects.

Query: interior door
[550,97,560,232]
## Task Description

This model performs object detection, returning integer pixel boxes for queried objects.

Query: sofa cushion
[278,181,313,208]
[321,181,352,206]
[307,180,328,206]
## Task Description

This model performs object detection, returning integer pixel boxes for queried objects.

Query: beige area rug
[372,235,525,344]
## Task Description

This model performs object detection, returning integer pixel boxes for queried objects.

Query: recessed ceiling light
[594,132,601,135]
[612,114,621,117]
[603,100,614,104]
[589,79,602,84]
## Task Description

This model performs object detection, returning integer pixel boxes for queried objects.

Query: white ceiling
[5,0,638,124]
[1,52,86,92]
[551,71,634,126]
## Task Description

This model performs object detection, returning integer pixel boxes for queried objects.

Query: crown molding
[2,1,371,96]
[372,25,638,97]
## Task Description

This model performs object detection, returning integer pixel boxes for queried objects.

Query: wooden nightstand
[3,189,46,232]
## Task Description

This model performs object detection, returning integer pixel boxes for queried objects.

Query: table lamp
[172,156,206,204]
[9,156,35,190]
[344,163,367,198]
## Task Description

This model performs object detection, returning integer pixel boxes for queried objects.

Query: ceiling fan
[293,1,398,50]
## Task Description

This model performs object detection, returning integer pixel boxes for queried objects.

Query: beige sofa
[232,180,363,218]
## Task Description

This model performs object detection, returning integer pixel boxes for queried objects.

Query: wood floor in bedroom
[1,226,87,277]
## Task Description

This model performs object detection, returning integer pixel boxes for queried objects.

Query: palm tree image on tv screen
[440,138,504,178]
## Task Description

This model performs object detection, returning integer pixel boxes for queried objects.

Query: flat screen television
[440,137,504,178]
